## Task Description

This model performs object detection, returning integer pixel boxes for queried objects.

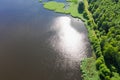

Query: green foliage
[111,72,120,80]
[66,0,78,4]
[43,1,65,11]
[103,43,118,62]
[116,35,120,40]
[96,56,104,69]
[78,1,84,13]
[81,58,100,80]
[83,11,88,19]
[88,0,120,79]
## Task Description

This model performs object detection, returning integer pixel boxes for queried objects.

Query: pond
[0,0,91,80]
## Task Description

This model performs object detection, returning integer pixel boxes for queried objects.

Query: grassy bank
[80,58,100,80]
[43,1,85,21]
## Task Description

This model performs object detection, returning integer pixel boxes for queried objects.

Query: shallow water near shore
[0,0,91,80]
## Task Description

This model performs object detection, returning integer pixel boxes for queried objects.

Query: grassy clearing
[43,1,85,21]
[43,2,65,12]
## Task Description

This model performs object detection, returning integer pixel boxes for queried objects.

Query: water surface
[0,0,91,80]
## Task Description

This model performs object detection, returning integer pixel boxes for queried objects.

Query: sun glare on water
[50,16,88,62]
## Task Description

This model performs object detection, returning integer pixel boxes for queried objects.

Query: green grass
[43,1,85,21]
[43,2,65,11]
[81,57,100,80]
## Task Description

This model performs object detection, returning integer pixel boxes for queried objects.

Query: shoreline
[41,0,100,80]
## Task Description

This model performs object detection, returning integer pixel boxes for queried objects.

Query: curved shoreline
[41,0,100,80]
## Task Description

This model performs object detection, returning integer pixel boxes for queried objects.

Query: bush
[78,1,84,13]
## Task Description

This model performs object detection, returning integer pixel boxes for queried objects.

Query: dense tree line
[85,0,120,80]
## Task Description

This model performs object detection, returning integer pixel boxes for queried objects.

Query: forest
[86,0,120,80]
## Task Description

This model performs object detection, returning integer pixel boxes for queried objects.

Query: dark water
[0,0,91,80]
